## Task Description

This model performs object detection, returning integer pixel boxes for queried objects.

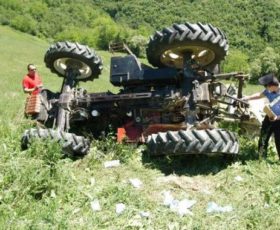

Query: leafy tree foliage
[250,47,280,83]
[1,0,280,83]
[127,35,148,58]
[222,49,249,73]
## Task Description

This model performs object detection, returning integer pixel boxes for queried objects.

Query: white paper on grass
[163,190,174,206]
[90,199,101,212]
[129,178,143,188]
[104,160,120,168]
[234,175,243,182]
[90,177,96,186]
[139,211,150,218]
[206,201,233,213]
[116,203,126,214]
[162,190,196,216]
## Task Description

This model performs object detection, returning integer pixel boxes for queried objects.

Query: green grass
[1,25,280,229]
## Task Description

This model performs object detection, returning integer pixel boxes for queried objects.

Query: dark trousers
[258,116,280,159]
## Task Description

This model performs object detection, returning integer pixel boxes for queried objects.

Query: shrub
[127,35,148,58]
[249,47,280,83]
[222,49,249,73]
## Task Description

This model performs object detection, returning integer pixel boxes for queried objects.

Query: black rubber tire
[44,41,103,81]
[146,129,239,156]
[21,128,90,156]
[146,22,228,70]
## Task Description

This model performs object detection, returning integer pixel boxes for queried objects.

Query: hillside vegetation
[1,0,280,57]
[1,0,280,80]
[1,25,280,229]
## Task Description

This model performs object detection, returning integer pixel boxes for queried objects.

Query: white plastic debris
[170,199,196,216]
[206,201,233,213]
[234,175,243,182]
[90,199,101,212]
[162,191,196,216]
[104,160,120,168]
[129,178,143,189]
[50,190,56,198]
[163,191,174,206]
[90,177,96,186]
[116,203,126,215]
[139,211,150,218]
[177,199,197,216]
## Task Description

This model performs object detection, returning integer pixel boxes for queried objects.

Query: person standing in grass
[22,64,43,95]
[243,73,280,159]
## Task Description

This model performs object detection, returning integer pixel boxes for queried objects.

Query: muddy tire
[146,22,228,71]
[44,41,103,81]
[146,129,239,156]
[21,128,90,156]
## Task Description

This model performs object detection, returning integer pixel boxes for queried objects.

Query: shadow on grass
[142,151,259,176]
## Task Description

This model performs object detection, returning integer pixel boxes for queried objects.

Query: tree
[127,35,147,58]
[249,47,280,83]
[222,49,249,73]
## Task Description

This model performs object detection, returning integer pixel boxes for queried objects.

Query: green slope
[0,25,117,122]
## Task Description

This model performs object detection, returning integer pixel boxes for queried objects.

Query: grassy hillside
[0,25,118,120]
[1,25,280,229]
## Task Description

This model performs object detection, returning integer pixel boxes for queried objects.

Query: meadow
[0,25,280,229]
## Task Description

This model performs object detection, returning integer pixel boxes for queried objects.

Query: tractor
[21,22,260,156]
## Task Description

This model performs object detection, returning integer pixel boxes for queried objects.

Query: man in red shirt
[22,64,43,95]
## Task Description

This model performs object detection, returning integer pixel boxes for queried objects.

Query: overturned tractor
[21,22,260,156]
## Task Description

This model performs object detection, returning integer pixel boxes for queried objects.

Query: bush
[249,47,280,83]
[10,14,37,35]
[127,35,147,58]
[222,49,249,73]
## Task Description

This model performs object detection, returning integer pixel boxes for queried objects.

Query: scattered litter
[171,199,196,216]
[129,178,143,188]
[139,211,150,218]
[234,175,243,182]
[162,191,196,216]
[206,201,233,213]
[104,160,120,168]
[90,177,96,186]
[264,203,270,208]
[90,199,101,212]
[50,190,56,198]
[163,191,174,206]
[116,203,126,215]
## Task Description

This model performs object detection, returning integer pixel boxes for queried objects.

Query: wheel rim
[53,58,92,79]
[160,45,215,69]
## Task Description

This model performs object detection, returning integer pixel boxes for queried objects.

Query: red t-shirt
[22,73,43,95]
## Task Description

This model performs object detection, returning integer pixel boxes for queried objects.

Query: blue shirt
[263,89,280,116]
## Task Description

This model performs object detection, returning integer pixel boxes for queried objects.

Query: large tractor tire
[146,22,228,71]
[21,128,90,156]
[146,129,239,156]
[44,41,103,81]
